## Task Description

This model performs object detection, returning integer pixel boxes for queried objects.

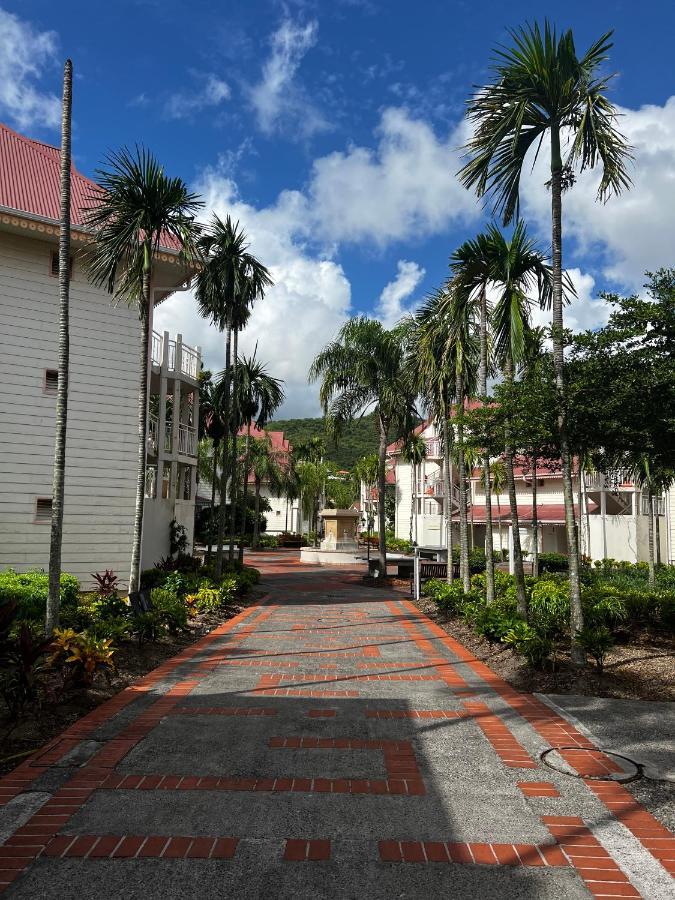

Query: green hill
[269,413,380,470]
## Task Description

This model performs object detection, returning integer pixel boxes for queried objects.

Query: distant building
[387,417,672,564]
[0,123,200,586]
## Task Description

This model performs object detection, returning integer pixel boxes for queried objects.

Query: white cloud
[164,74,230,120]
[308,108,478,246]
[520,96,675,291]
[377,260,425,328]
[529,268,610,334]
[248,18,328,138]
[154,170,351,418]
[0,7,59,130]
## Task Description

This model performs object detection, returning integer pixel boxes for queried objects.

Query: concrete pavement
[0,553,672,898]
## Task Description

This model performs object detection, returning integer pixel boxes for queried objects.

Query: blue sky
[4,1,675,415]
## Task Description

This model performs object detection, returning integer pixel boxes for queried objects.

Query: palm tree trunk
[128,263,151,594]
[503,359,527,617]
[238,423,251,560]
[442,416,453,584]
[551,125,584,663]
[655,505,661,567]
[455,374,470,592]
[478,288,496,603]
[648,492,655,588]
[409,463,414,544]
[228,328,239,560]
[46,60,73,635]
[206,441,219,564]
[253,477,261,549]
[377,414,388,576]
[215,327,232,577]
[531,454,539,579]
[497,494,503,557]
[584,469,592,563]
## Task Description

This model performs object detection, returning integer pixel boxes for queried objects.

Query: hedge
[0,570,79,621]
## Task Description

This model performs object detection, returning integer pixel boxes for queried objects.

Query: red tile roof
[0,122,181,251]
[237,425,292,484]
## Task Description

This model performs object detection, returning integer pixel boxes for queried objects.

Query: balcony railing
[641,495,665,517]
[152,331,200,379]
[148,414,158,455]
[425,439,442,458]
[145,465,157,499]
[178,423,197,457]
[164,423,172,453]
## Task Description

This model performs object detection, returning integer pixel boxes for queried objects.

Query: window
[49,251,73,278]
[45,369,59,395]
[35,498,52,523]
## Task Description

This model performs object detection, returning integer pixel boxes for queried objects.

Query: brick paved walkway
[0,554,672,898]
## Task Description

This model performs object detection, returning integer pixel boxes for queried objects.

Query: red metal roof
[0,122,181,251]
[237,425,292,484]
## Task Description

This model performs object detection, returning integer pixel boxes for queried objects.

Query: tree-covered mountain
[269,413,381,470]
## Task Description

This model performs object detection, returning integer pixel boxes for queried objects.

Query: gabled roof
[0,122,97,226]
[0,122,181,252]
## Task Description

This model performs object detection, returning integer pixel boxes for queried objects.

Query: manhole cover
[541,746,642,783]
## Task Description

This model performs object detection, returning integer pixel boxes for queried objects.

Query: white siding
[0,231,140,588]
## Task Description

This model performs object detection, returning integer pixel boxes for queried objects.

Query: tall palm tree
[354,453,379,543]
[489,222,554,618]
[401,434,427,545]
[195,215,272,575]
[449,230,497,599]
[46,59,73,635]
[490,458,507,558]
[85,149,202,593]
[233,350,285,559]
[247,436,283,549]
[199,377,227,563]
[459,20,632,661]
[310,318,414,576]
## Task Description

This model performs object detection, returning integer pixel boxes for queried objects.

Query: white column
[600,480,607,560]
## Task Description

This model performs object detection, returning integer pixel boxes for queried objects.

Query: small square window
[35,498,52,523]
[50,251,74,278]
[45,369,59,395]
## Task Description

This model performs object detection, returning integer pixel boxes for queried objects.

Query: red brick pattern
[463,701,537,769]
[169,706,277,717]
[518,781,561,798]
[43,834,239,860]
[543,816,642,897]
[283,839,331,861]
[366,709,467,720]
[378,839,569,867]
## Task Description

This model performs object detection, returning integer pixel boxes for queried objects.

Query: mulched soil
[0,592,263,777]
[410,591,675,702]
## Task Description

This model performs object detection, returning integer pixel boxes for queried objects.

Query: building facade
[0,123,199,587]
[389,420,672,565]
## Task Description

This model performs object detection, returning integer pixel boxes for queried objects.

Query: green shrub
[575,625,614,673]
[88,617,132,643]
[529,580,569,637]
[258,534,279,549]
[538,553,569,573]
[423,579,466,615]
[473,605,522,642]
[503,622,553,669]
[0,570,79,622]
[92,594,131,622]
[140,568,166,590]
[150,589,188,633]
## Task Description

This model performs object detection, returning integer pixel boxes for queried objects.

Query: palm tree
[248,436,283,549]
[199,376,227,564]
[309,318,414,576]
[459,20,632,661]
[233,350,285,558]
[490,458,507,558]
[296,459,330,542]
[85,149,202,593]
[354,453,379,544]
[489,222,554,618]
[46,59,73,635]
[401,434,427,545]
[195,215,272,575]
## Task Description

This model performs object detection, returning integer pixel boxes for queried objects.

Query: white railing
[147,414,158,455]
[144,465,157,499]
[151,332,162,366]
[641,495,665,517]
[425,439,442,458]
[178,423,197,457]
[585,468,634,491]
[152,331,200,379]
[164,423,173,453]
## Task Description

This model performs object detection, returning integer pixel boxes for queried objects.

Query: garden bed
[411,592,674,702]
[0,591,263,778]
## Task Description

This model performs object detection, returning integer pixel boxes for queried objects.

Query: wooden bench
[411,560,460,595]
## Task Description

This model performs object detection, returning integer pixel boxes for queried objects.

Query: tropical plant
[310,318,415,575]
[233,350,285,557]
[401,434,427,545]
[199,374,227,564]
[46,59,74,635]
[249,436,284,549]
[575,624,614,673]
[91,569,120,598]
[84,148,202,593]
[459,20,632,663]
[195,214,272,574]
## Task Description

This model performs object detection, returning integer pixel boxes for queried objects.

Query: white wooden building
[388,419,673,565]
[0,122,200,588]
